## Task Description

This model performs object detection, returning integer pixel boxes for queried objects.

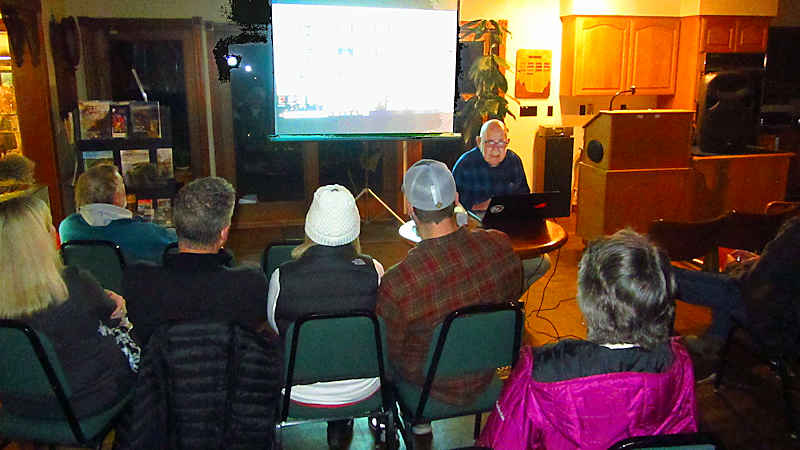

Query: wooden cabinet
[700,16,769,53]
[561,16,679,96]
[628,18,680,95]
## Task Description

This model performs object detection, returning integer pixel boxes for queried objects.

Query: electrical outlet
[579,105,586,115]
[520,106,538,117]
[620,104,627,110]
[587,104,594,115]
[547,105,554,116]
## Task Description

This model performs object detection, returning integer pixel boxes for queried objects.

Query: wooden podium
[576,110,694,241]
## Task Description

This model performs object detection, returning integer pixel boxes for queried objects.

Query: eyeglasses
[484,140,509,147]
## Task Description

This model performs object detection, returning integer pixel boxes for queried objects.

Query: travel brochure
[82,150,114,170]
[119,149,151,184]
[156,147,174,178]
[78,100,161,140]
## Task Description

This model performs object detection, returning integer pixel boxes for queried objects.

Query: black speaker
[542,135,573,218]
[697,70,763,154]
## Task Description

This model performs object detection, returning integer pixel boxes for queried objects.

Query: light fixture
[226,54,242,68]
[244,64,252,72]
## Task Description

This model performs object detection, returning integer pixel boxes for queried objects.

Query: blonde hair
[291,235,362,260]
[0,191,68,318]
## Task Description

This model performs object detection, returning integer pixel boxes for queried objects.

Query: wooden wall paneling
[206,22,237,186]
[657,16,701,109]
[3,1,64,222]
[576,162,693,241]
[187,17,210,178]
[302,141,319,204]
[690,153,792,220]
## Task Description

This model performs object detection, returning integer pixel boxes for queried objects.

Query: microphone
[608,85,636,111]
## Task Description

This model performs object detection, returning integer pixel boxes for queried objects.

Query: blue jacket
[59,213,176,265]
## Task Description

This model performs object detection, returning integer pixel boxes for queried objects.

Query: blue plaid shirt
[452,147,530,211]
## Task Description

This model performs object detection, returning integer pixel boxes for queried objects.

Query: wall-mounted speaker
[697,70,763,154]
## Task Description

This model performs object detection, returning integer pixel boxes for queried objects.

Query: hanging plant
[456,19,517,146]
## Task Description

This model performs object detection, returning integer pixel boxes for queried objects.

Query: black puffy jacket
[113,322,282,450]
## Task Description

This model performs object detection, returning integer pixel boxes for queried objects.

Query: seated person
[0,153,36,194]
[452,119,529,213]
[478,229,698,450]
[59,164,176,264]
[377,159,523,436]
[452,119,549,288]
[0,191,133,418]
[267,184,384,449]
[674,215,800,359]
[124,176,267,346]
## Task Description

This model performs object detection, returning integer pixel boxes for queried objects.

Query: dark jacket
[124,251,268,346]
[113,322,282,450]
[275,245,378,335]
[738,216,800,357]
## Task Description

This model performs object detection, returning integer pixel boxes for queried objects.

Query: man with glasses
[453,119,550,289]
[452,119,529,212]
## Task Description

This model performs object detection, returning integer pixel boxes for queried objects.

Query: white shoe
[411,422,432,435]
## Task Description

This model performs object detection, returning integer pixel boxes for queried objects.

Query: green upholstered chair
[60,240,126,293]
[260,239,303,277]
[280,310,396,447]
[0,319,132,448]
[391,301,523,449]
[608,431,725,449]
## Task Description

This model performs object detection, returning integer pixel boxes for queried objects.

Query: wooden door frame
[0,0,63,222]
[78,17,210,179]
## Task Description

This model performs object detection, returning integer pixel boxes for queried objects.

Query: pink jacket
[477,338,698,450]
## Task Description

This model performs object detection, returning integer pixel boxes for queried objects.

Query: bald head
[476,119,509,167]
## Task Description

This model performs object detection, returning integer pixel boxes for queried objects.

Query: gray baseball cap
[403,159,457,211]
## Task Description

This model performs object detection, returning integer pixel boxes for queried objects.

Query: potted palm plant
[457,19,516,147]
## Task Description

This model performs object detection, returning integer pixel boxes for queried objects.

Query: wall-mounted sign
[515,49,552,99]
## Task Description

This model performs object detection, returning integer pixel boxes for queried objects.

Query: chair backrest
[61,240,125,292]
[608,431,725,449]
[261,239,303,277]
[0,319,85,441]
[416,302,523,416]
[648,213,729,271]
[716,209,797,254]
[283,311,388,419]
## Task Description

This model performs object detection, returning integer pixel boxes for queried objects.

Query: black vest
[276,245,378,336]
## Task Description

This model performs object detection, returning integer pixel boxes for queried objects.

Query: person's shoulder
[453,147,481,169]
[471,227,513,246]
[222,263,268,284]
[58,213,87,234]
[506,149,523,162]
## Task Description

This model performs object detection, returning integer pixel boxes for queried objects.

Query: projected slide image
[272,3,457,135]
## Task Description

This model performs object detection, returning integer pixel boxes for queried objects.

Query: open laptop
[475,192,562,234]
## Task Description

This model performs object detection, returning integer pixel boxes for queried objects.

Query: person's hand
[472,199,491,211]
[105,289,127,319]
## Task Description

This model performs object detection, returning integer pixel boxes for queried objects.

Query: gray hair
[577,229,676,350]
[75,164,123,207]
[174,177,236,248]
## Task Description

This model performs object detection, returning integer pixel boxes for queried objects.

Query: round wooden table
[399,219,568,258]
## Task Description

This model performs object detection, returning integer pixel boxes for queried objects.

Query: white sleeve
[373,259,385,285]
[267,268,281,334]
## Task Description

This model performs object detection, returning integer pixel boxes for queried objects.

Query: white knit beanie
[305,184,361,246]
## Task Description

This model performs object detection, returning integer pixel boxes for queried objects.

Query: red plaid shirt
[377,226,522,405]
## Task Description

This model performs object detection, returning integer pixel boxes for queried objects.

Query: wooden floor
[12,213,798,449]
